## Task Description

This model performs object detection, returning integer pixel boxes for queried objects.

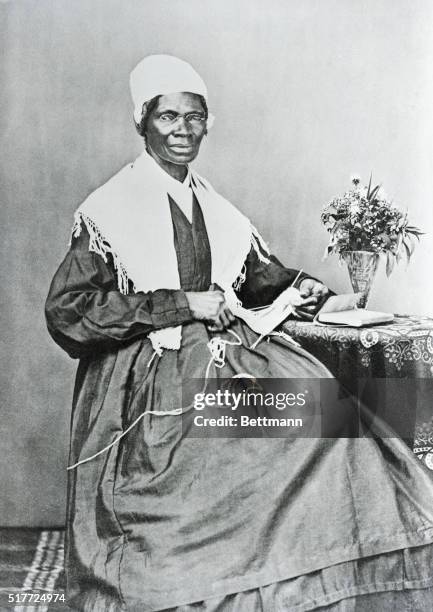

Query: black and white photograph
[1,1,433,610]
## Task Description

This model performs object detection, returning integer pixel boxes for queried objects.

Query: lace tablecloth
[283,315,433,470]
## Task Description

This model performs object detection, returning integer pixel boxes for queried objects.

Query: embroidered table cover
[283,315,433,471]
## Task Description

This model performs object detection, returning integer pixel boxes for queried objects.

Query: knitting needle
[290,269,304,289]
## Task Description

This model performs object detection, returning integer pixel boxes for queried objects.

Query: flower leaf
[402,239,412,263]
[404,235,415,256]
[368,185,381,202]
[367,173,372,199]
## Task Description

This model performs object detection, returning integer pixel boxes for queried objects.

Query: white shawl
[72,151,271,352]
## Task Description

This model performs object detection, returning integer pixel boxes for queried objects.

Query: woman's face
[144,92,207,167]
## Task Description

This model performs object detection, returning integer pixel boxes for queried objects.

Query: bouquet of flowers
[321,175,423,276]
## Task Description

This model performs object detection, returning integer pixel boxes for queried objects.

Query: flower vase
[343,251,379,308]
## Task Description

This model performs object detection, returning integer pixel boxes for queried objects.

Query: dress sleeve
[234,246,332,311]
[45,226,193,358]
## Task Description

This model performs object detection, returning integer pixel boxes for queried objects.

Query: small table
[283,315,433,470]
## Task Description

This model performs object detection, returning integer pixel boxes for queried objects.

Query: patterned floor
[0,530,65,611]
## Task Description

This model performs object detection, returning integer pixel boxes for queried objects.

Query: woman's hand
[185,287,236,332]
[297,278,329,314]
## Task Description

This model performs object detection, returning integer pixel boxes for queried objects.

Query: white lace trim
[250,224,271,264]
[232,225,271,292]
[71,212,134,295]
[232,263,247,292]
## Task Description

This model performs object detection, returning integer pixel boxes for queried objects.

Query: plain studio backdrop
[1,0,432,526]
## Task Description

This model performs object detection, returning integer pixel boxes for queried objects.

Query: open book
[315,293,394,327]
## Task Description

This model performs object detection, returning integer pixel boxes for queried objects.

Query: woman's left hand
[297,278,329,313]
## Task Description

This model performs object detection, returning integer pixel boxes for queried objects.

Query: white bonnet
[130,54,209,124]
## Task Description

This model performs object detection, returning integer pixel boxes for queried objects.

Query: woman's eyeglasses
[157,112,207,126]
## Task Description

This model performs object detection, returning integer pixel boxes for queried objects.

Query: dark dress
[45,195,433,611]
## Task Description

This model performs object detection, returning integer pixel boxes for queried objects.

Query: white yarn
[67,329,243,471]
[66,323,304,471]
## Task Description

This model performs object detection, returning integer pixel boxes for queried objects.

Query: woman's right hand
[185,287,235,332]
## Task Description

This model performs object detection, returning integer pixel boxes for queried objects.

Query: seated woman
[45,55,433,611]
